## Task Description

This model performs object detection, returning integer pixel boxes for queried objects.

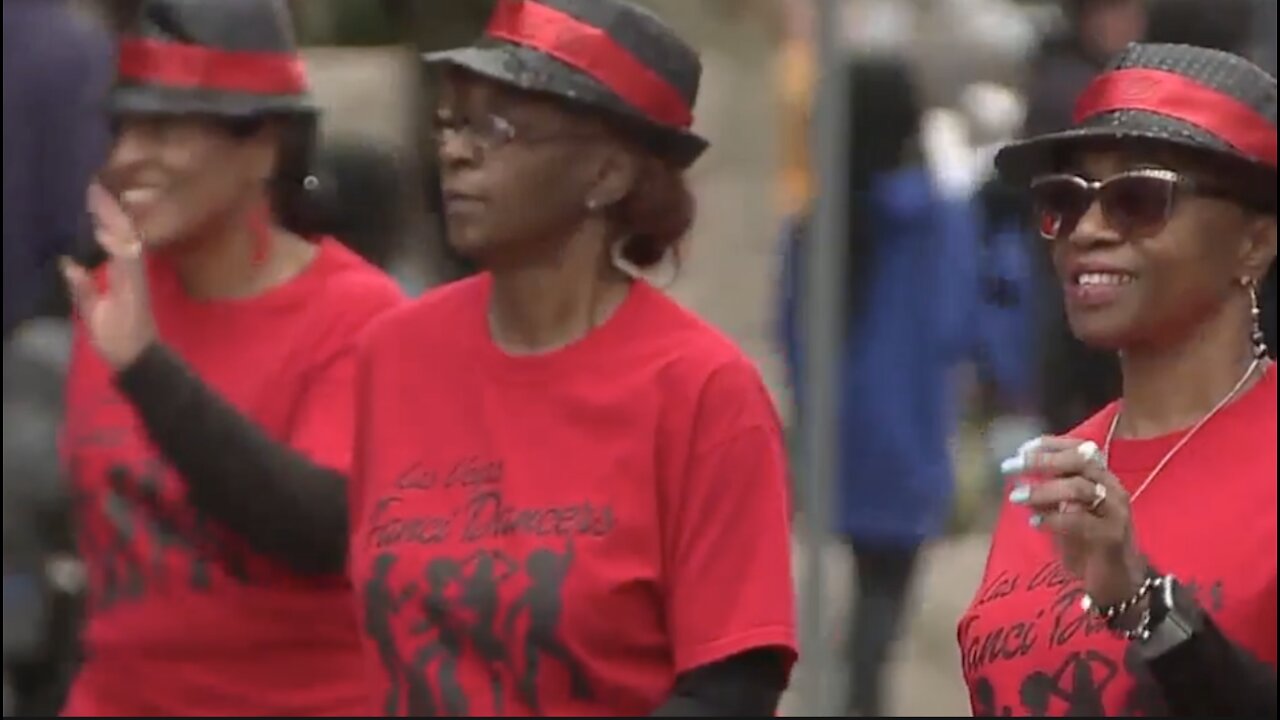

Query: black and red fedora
[423,0,708,168]
[997,43,1277,200]
[111,0,315,120]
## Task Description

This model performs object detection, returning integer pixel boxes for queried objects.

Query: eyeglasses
[431,111,519,153]
[431,110,597,156]
[1029,168,1232,241]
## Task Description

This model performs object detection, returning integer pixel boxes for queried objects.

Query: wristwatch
[1136,574,1201,660]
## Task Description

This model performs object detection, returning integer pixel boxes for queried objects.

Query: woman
[58,0,404,715]
[959,43,1276,716]
[779,56,981,717]
[72,0,797,716]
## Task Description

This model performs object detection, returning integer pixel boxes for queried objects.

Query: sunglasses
[1029,168,1230,241]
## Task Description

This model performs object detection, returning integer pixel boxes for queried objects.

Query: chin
[446,234,494,262]
[1067,315,1134,353]
[136,225,181,251]
[132,210,188,251]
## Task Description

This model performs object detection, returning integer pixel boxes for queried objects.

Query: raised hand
[60,183,158,369]
[1003,437,1149,609]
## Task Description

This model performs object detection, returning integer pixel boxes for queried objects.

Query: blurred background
[4,0,1276,716]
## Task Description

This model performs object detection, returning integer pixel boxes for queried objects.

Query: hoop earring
[1244,277,1268,359]
[610,240,641,278]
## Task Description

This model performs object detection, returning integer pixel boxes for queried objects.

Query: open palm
[60,183,158,369]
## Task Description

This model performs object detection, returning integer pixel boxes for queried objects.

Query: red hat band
[117,37,308,97]
[1074,68,1278,168]
[482,0,692,129]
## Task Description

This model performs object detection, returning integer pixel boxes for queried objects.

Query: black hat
[111,0,315,120]
[996,43,1277,192]
[423,0,708,168]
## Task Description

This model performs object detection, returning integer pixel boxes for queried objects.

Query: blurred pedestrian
[57,0,404,715]
[961,43,1276,716]
[2,0,112,339]
[3,3,110,713]
[64,0,797,716]
[779,55,982,717]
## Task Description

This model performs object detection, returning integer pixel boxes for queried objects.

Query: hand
[60,183,157,370]
[1003,437,1148,609]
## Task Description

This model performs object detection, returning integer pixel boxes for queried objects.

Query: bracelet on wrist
[1080,573,1164,636]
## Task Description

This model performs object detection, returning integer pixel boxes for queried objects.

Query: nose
[436,128,478,168]
[1065,196,1123,248]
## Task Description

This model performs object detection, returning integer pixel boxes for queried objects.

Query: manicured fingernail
[1009,485,1031,504]
[1001,455,1026,476]
[1077,441,1100,463]
[1029,514,1043,528]
[1017,437,1043,457]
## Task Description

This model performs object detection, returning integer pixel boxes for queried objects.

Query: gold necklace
[1104,358,1266,503]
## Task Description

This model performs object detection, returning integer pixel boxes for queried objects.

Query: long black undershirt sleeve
[114,343,349,576]
[1144,606,1277,716]
[649,648,788,717]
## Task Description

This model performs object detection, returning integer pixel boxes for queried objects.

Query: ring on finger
[1088,481,1107,514]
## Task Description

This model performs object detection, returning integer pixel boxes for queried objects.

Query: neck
[163,201,304,300]
[1117,298,1261,438]
[488,223,631,354]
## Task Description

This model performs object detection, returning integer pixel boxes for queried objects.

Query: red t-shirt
[61,238,404,716]
[958,364,1278,716]
[348,274,797,716]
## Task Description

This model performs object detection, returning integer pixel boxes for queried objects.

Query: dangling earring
[1244,277,1268,359]
[250,201,273,266]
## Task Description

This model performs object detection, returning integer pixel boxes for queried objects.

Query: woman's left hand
[1004,437,1148,608]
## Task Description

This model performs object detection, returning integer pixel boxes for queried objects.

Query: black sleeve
[1144,600,1277,716]
[649,648,788,717]
[114,343,349,576]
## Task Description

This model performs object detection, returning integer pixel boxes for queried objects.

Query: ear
[1239,214,1278,284]
[584,144,640,209]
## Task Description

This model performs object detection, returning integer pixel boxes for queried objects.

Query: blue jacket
[3,0,112,338]
[780,168,981,546]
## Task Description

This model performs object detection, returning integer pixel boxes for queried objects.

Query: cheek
[490,160,585,239]
[1136,227,1235,325]
[143,162,248,245]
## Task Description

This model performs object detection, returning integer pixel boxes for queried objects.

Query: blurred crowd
[3,0,1276,716]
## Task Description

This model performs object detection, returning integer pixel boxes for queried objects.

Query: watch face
[1137,576,1197,660]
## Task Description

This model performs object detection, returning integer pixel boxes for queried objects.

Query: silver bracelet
[1080,568,1162,620]
[1120,607,1155,642]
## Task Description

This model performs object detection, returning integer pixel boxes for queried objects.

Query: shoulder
[636,283,762,376]
[306,238,407,319]
[634,285,782,438]
[277,240,406,368]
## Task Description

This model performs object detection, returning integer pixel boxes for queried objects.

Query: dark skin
[1006,144,1276,610]
[434,69,642,354]
[61,115,317,369]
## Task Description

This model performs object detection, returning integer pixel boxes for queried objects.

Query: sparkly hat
[997,42,1277,204]
[424,0,708,167]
